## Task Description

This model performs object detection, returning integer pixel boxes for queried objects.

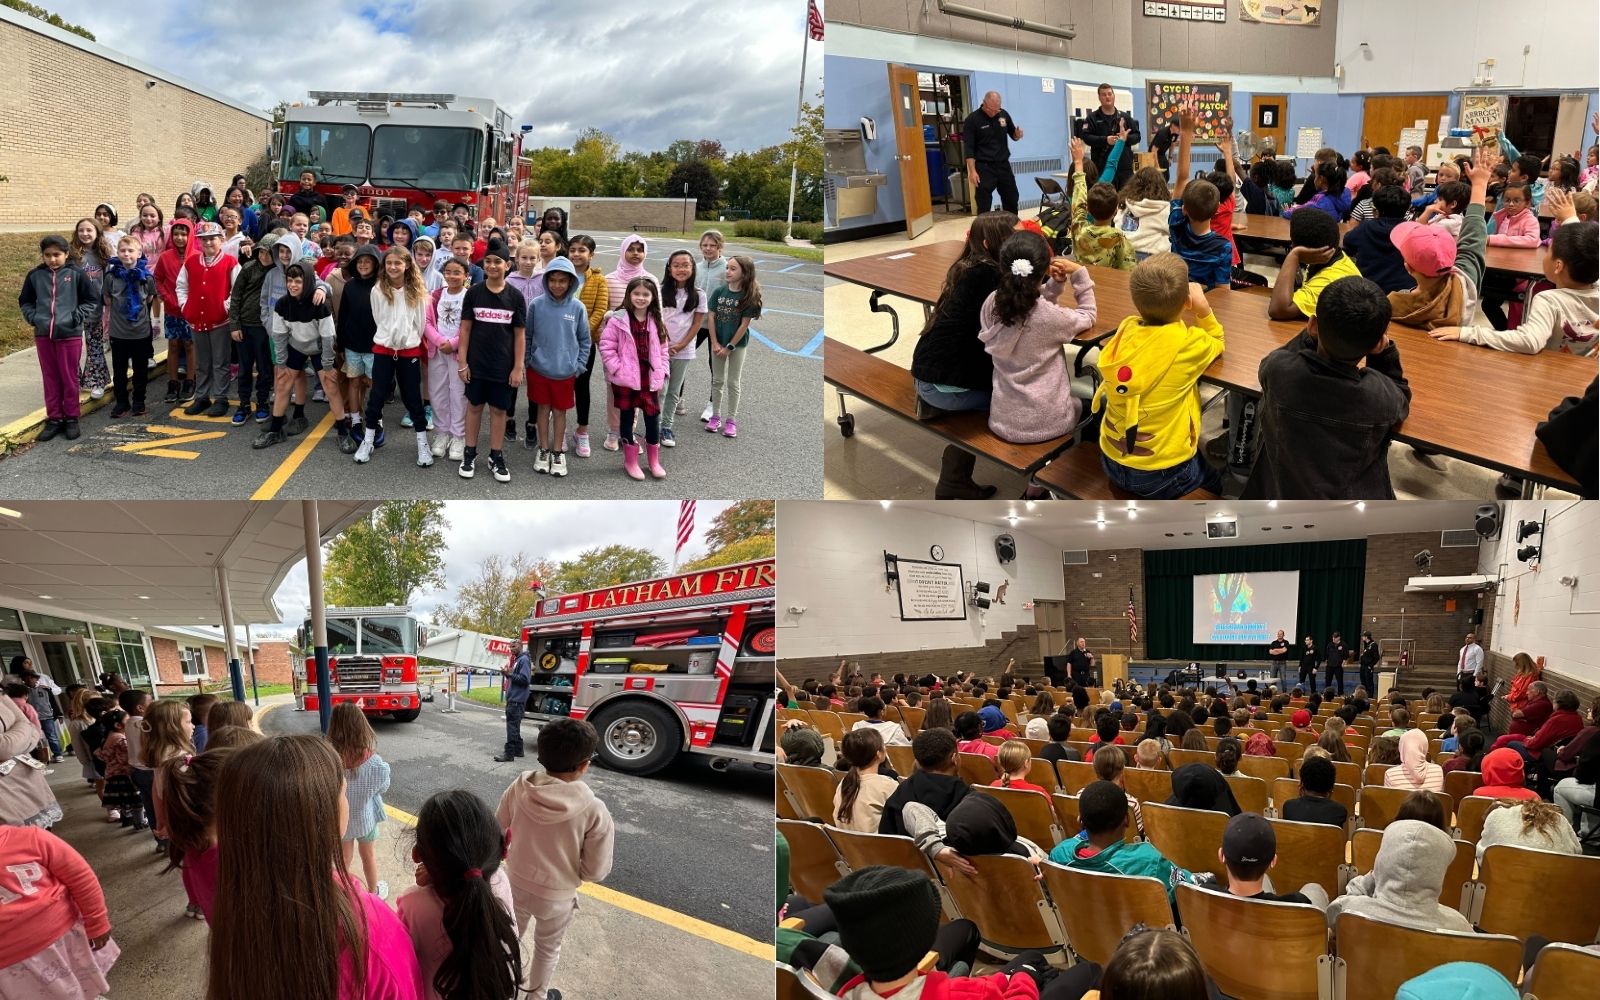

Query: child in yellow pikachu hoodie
[1092,252,1225,498]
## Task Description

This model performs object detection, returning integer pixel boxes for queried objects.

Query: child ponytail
[414,790,522,1000]
[997,740,1031,786]
[160,748,232,875]
[836,728,883,824]
[992,230,1052,327]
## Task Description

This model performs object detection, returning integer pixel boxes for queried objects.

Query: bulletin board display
[891,558,967,622]
[1146,80,1233,141]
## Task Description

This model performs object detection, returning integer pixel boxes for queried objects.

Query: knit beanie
[943,792,1019,856]
[1396,962,1517,1000]
[780,726,826,767]
[823,866,939,983]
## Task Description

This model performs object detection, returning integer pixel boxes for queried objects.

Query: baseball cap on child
[1221,812,1276,869]
[194,222,224,239]
[1390,222,1456,277]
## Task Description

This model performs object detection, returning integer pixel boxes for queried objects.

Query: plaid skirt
[611,384,660,416]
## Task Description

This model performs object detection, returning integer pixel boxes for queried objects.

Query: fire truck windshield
[282,122,369,184]
[361,616,418,655]
[318,617,359,655]
[370,125,483,192]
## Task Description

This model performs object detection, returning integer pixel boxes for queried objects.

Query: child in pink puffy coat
[599,276,670,481]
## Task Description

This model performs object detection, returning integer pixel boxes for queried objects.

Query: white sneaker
[89,386,105,400]
[353,428,375,463]
[675,397,687,416]
[447,436,465,462]
[430,432,449,457]
[700,401,714,422]
[375,880,390,900]
[551,451,568,477]
[416,432,434,467]
[535,448,551,474]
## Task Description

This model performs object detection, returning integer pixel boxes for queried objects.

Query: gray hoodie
[495,769,614,901]
[258,233,329,320]
[523,255,591,380]
[1326,820,1473,933]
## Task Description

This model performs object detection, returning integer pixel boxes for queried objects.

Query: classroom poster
[1142,2,1227,21]
[1146,80,1233,141]
[1239,0,1322,25]
[1461,94,1508,145]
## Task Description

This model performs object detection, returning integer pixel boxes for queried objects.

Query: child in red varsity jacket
[175,221,238,417]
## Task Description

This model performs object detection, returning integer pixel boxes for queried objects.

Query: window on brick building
[180,645,208,680]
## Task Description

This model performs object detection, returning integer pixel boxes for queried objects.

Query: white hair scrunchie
[1010,258,1035,278]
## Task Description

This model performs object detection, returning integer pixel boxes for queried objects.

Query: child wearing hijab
[1383,729,1444,792]
[1470,748,1539,801]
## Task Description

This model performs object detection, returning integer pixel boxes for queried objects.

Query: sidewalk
[0,343,168,453]
[47,697,768,1000]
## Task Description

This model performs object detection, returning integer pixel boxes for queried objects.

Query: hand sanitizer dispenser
[859,117,876,142]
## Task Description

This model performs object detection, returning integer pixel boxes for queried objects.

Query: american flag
[807,0,825,41]
[676,500,697,560]
[1126,588,1138,644]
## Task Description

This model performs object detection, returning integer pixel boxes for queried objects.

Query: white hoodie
[496,770,615,901]
[370,280,427,352]
[1117,197,1173,256]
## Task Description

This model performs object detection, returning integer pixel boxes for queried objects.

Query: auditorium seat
[1122,766,1174,805]
[1026,757,1057,790]
[1141,802,1226,877]
[809,710,845,745]
[777,819,847,902]
[1176,884,1331,1000]
[958,751,998,787]
[1167,748,1213,770]
[1357,786,1453,833]
[1270,778,1358,827]
[778,763,841,823]
[825,826,959,920]
[1468,844,1600,944]
[1522,942,1600,1000]
[1223,773,1270,816]
[1349,827,1474,912]
[1332,912,1520,1000]
[1266,817,1353,898]
[1055,759,1098,794]
[1052,792,1080,842]
[974,784,1064,849]
[1237,754,1291,784]
[1040,863,1174,965]
[1454,794,1496,844]
[885,743,916,777]
[941,853,1068,957]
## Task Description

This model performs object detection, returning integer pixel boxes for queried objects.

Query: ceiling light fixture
[38,595,53,599]
[1355,501,1366,511]
[879,500,891,510]
[138,595,150,600]
[1267,500,1278,508]
[1126,504,1138,518]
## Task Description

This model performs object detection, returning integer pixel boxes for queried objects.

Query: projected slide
[1192,571,1300,644]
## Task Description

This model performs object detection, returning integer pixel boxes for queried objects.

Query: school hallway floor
[45,696,768,1000]
[823,210,1575,501]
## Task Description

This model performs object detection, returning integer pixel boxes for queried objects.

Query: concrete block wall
[1361,530,1493,677]
[780,623,1042,685]
[1060,547,1146,660]
[0,18,270,232]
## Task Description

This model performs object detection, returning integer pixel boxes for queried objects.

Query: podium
[1100,654,1128,689]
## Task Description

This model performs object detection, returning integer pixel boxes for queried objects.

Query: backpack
[1033,203,1074,256]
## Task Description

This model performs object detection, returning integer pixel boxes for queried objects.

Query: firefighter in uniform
[494,644,532,762]
[963,91,1024,214]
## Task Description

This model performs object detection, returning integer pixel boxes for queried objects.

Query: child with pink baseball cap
[1386,149,1495,331]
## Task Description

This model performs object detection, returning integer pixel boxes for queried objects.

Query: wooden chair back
[1040,863,1174,965]
[1358,785,1452,832]
[776,777,801,820]
[1027,757,1057,790]
[776,819,846,902]
[1271,778,1357,823]
[885,744,915,778]
[1273,741,1303,765]
[998,700,1021,726]
[1223,773,1269,816]
[1141,802,1227,877]
[1176,884,1330,1000]
[824,826,957,919]
[941,853,1067,955]
[1473,844,1600,944]
[1363,763,1390,786]
[1167,748,1213,770]
[837,711,868,731]
[1052,792,1080,841]
[1266,817,1350,898]
[777,763,839,823]
[1017,737,1048,756]
[1071,727,1096,743]
[1332,912,1521,1000]
[1122,766,1174,805]
[809,710,845,744]
[958,751,998,787]
[776,961,832,1000]
[1522,942,1600,1000]
[1237,754,1291,784]
[1055,759,1098,795]
[975,785,1063,849]
[1330,760,1361,789]
[1067,741,1095,759]
[1455,793,1498,843]
[895,706,925,735]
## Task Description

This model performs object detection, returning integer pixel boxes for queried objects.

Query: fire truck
[297,606,424,722]
[520,560,777,776]
[277,91,529,225]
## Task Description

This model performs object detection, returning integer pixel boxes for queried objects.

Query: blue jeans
[504,699,527,757]
[915,379,990,413]
[1101,452,1219,499]
[40,717,62,758]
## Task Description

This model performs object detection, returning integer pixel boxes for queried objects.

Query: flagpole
[783,3,812,241]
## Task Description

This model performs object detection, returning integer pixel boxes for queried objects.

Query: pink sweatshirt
[1488,207,1540,247]
[977,268,1098,443]
[8,695,40,733]
[0,825,112,967]
[396,868,516,1000]
[339,887,424,1000]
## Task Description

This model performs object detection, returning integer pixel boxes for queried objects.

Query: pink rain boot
[646,443,666,479]
[621,442,645,480]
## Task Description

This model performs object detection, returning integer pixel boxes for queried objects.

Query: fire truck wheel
[392,708,421,722]
[587,700,680,775]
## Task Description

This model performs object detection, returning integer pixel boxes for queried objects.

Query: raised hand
[1544,185,1575,221]
[1070,136,1086,165]
[1177,96,1199,133]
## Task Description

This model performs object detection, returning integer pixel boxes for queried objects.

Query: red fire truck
[520,560,777,775]
[277,91,528,225]
[297,606,424,722]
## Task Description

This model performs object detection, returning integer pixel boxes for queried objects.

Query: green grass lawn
[460,685,506,707]
[0,232,51,358]
[157,682,294,700]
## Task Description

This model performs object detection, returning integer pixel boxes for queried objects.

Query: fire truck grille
[337,660,382,692]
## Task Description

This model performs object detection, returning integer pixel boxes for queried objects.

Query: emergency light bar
[308,91,456,105]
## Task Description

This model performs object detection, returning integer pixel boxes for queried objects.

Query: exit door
[1033,600,1066,662]
[36,638,89,687]
[887,63,934,239]
[1251,95,1288,157]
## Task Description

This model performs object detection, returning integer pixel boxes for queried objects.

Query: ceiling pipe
[936,0,1076,41]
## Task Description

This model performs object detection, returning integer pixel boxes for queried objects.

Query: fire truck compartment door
[583,675,721,699]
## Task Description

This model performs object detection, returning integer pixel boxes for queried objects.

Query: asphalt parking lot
[0,234,821,499]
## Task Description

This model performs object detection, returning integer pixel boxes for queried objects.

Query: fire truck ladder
[308,91,457,112]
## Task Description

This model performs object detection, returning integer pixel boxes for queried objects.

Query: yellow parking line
[252,411,336,500]
[381,803,771,960]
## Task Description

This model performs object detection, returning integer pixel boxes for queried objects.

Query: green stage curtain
[1142,540,1368,661]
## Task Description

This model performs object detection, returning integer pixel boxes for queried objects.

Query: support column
[216,566,244,703]
[303,500,332,734]
[244,622,259,705]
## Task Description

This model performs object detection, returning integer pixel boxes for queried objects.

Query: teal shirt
[1049,833,1198,905]
[709,285,760,350]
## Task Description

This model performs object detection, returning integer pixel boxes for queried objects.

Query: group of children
[19,182,766,486]
[4,680,616,1000]
[910,90,1598,499]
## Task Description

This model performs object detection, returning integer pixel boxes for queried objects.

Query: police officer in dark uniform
[1075,83,1141,190]
[1358,632,1381,694]
[963,90,1024,214]
[1324,631,1349,696]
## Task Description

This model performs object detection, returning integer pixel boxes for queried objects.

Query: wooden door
[1034,600,1065,662]
[888,63,934,239]
[1362,95,1449,152]
[1554,92,1590,161]
[1251,94,1288,157]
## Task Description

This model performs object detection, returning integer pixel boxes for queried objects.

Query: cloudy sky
[48,0,823,152]
[260,500,737,634]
